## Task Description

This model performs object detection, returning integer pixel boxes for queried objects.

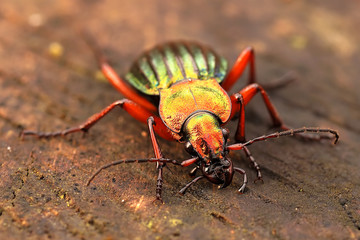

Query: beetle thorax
[183,112,224,161]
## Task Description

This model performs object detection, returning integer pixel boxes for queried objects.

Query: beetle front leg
[242,146,262,182]
[148,117,166,202]
[234,167,248,193]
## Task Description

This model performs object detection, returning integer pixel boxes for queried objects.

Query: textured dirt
[0,1,359,239]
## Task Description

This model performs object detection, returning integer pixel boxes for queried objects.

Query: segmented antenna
[86,158,180,186]
[227,127,339,151]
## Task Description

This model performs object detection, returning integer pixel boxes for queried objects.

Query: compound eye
[222,128,230,141]
[185,141,197,156]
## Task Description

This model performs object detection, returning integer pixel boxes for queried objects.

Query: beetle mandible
[21,38,339,202]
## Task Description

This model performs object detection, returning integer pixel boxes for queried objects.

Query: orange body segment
[159,79,232,133]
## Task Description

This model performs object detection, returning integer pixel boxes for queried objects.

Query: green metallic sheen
[148,49,171,89]
[125,41,228,95]
[189,44,208,79]
[176,44,198,79]
[162,44,184,82]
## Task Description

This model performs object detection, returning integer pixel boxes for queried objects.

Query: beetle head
[183,112,233,188]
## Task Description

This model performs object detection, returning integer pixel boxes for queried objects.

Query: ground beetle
[21,37,339,202]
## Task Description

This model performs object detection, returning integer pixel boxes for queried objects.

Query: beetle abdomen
[125,41,228,95]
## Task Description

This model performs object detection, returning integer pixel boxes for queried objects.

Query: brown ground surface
[0,1,359,239]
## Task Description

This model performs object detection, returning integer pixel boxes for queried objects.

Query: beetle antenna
[227,127,339,151]
[86,158,180,186]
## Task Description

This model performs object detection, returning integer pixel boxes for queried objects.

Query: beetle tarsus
[238,185,246,194]
[155,164,164,201]
[152,197,164,205]
[234,167,248,193]
[242,145,262,181]
[254,177,264,184]
[20,130,66,139]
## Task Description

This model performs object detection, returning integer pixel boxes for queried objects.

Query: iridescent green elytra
[125,41,228,95]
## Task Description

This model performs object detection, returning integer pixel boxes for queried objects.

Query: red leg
[83,32,157,112]
[221,47,295,92]
[229,93,246,142]
[230,83,283,142]
[148,117,166,202]
[228,83,283,181]
[230,83,334,142]
[227,93,263,180]
[21,99,174,141]
[221,47,256,91]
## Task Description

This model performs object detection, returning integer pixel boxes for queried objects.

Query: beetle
[21,39,339,202]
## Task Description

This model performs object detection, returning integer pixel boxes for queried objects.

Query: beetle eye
[185,141,197,156]
[222,128,230,141]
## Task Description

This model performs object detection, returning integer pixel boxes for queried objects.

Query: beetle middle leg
[21,99,173,141]
[221,47,294,91]
[231,83,334,142]
[227,83,284,181]
[221,47,256,91]
[230,83,284,143]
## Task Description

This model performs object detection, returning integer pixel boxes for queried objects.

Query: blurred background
[0,0,359,239]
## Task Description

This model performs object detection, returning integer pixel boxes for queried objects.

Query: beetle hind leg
[229,84,284,143]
